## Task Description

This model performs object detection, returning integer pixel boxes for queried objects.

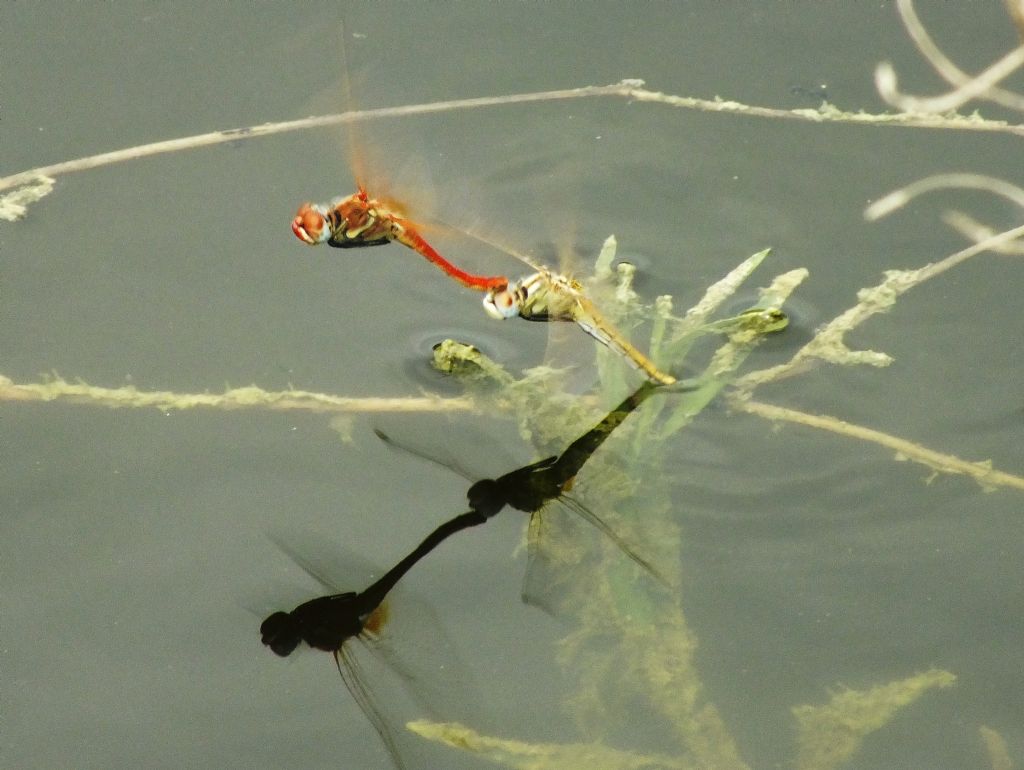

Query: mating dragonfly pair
[292,188,677,385]
[275,187,677,768]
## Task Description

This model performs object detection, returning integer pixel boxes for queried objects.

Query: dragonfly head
[292,203,331,245]
[467,478,507,518]
[260,611,303,657]
[483,284,520,320]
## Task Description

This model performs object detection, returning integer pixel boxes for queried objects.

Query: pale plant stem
[6,79,1024,204]
[0,82,638,194]
[876,43,1024,114]
[942,210,1024,252]
[626,86,1024,136]
[893,0,1024,110]
[733,221,1024,392]
[0,375,474,414]
[865,173,1024,221]
[731,398,1024,492]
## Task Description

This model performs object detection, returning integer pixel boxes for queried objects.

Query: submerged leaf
[407,719,694,770]
[792,668,956,770]
[432,339,515,385]
[0,174,54,221]
[979,725,1014,770]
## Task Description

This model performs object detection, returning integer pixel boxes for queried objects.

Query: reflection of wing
[558,495,667,586]
[520,491,667,616]
[264,532,479,769]
[336,643,409,770]
[266,532,356,594]
[524,502,663,616]
[520,507,578,614]
[373,428,477,483]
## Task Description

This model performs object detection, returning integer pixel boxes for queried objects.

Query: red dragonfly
[292,189,510,291]
[290,31,509,293]
[261,509,485,769]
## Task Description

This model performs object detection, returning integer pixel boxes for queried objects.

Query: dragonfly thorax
[261,592,365,656]
[324,193,400,248]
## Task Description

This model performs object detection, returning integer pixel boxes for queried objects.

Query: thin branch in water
[1008,0,1024,42]
[0,175,54,222]
[0,81,641,196]
[891,0,1024,111]
[8,75,1024,221]
[407,719,694,770]
[0,373,475,415]
[865,173,1024,221]
[730,399,1024,492]
[942,210,1024,253]
[876,15,1024,115]
[628,85,1024,136]
[734,221,1024,392]
[793,669,956,770]
[978,725,1014,770]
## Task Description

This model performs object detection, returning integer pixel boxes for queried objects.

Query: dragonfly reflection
[377,379,670,604]
[261,509,485,770]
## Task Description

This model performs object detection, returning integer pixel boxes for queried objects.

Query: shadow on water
[260,511,485,770]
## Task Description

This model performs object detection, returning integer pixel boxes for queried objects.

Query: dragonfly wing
[266,532,354,594]
[356,570,485,732]
[373,425,526,485]
[337,643,409,770]
[373,428,477,484]
[519,507,592,616]
[572,299,627,357]
[520,511,561,615]
[557,494,668,587]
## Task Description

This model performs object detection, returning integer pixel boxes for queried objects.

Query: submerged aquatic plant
[400,238,967,770]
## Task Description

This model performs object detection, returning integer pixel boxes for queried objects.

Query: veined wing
[519,493,665,615]
[556,493,666,585]
[335,642,409,770]
[290,28,509,292]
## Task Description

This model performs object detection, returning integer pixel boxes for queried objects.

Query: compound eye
[483,289,518,320]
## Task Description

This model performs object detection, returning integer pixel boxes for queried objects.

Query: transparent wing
[557,494,667,587]
[373,427,477,484]
[265,532,362,594]
[519,509,576,615]
[336,643,409,770]
[519,491,667,615]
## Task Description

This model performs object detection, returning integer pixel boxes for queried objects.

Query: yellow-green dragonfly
[483,264,677,385]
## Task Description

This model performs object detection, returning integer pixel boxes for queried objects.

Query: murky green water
[3,3,1022,768]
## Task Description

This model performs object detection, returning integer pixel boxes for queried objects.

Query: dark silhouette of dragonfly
[261,508,486,770]
[376,379,671,599]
